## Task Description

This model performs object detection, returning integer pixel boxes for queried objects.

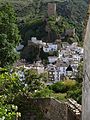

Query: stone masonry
[17,98,81,120]
[82,4,90,120]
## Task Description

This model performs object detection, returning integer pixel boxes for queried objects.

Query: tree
[0,67,46,119]
[76,62,83,83]
[24,69,45,93]
[0,3,20,67]
[0,68,20,120]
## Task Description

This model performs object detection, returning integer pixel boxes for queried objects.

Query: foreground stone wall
[18,98,67,120]
[18,98,81,120]
[67,109,81,120]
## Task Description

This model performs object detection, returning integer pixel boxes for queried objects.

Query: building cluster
[15,2,83,84]
[46,42,83,84]
[15,39,83,84]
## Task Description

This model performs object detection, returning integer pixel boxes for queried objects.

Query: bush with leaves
[0,67,47,119]
[0,68,20,120]
[49,79,82,104]
[0,3,20,67]
[49,80,77,93]
[32,88,53,98]
[49,82,66,93]
[67,88,82,104]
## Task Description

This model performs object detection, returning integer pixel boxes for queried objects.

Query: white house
[43,43,58,52]
[48,56,58,63]
[66,65,73,77]
[56,66,67,76]
[47,64,61,82]
[72,54,81,61]
[31,37,43,45]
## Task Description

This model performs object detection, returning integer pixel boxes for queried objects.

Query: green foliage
[63,79,77,88]
[57,0,87,40]
[22,15,74,44]
[0,67,47,119]
[21,45,39,62]
[33,88,53,98]
[0,68,19,120]
[0,0,85,53]
[40,71,48,83]
[0,3,20,45]
[0,0,87,42]
[0,69,21,102]
[39,47,48,62]
[0,34,19,67]
[67,88,82,104]
[48,16,74,34]
[49,80,77,93]
[0,3,20,67]
[24,69,45,93]
[49,82,67,93]
[76,62,83,83]
[0,101,17,120]
[49,79,82,104]
[20,17,47,44]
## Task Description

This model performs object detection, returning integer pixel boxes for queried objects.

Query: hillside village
[0,1,86,120]
[16,37,83,85]
[15,2,84,85]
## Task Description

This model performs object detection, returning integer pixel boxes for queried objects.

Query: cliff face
[82,9,90,120]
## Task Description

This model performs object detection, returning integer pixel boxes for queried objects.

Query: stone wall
[18,98,67,120]
[83,10,90,120]
[67,109,81,120]
[17,98,81,120]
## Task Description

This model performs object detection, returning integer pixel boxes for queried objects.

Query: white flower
[0,116,5,120]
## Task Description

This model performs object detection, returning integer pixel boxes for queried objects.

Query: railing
[67,99,82,120]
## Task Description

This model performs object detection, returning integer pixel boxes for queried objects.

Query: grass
[51,93,67,101]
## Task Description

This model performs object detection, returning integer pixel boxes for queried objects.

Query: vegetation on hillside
[0,63,82,119]
[0,0,87,62]
[0,0,88,42]
[0,3,20,67]
[49,79,82,104]
[0,1,83,119]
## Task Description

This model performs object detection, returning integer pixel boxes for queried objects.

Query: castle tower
[48,3,56,16]
[82,1,90,120]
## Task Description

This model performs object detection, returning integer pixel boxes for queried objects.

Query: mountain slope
[0,0,88,42]
[0,0,88,22]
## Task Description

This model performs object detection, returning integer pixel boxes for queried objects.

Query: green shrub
[49,80,77,93]
[63,79,77,90]
[32,88,53,98]
[49,82,67,93]
[67,88,82,104]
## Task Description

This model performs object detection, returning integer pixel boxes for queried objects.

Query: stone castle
[48,3,56,16]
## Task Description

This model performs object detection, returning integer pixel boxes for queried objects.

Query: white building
[48,56,58,63]
[43,43,58,52]
[47,64,61,82]
[55,62,67,76]
[31,37,43,45]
